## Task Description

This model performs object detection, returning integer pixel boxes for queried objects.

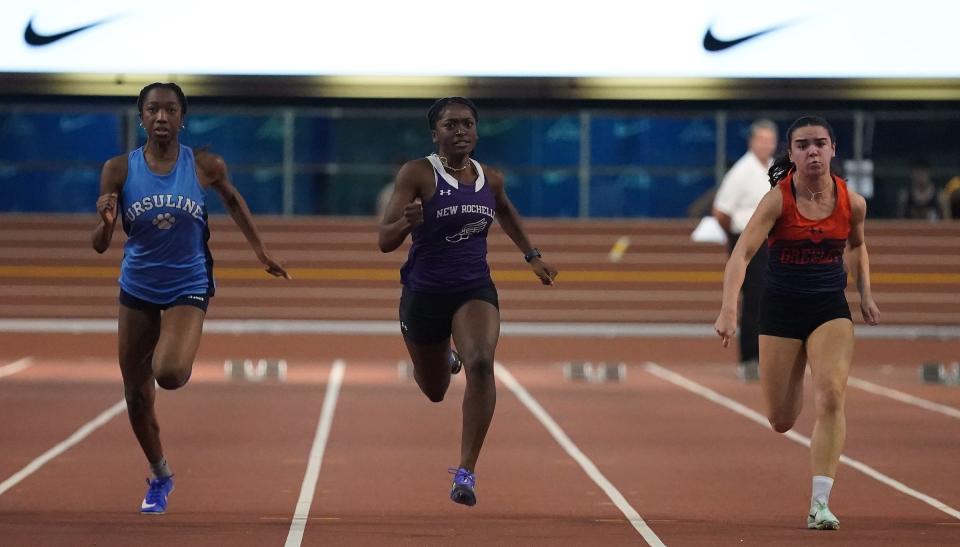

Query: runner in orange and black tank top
[715,116,880,531]
[758,169,854,342]
[766,170,851,296]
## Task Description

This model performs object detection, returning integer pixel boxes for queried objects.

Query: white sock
[811,475,834,506]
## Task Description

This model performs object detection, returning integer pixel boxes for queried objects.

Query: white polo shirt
[713,151,773,234]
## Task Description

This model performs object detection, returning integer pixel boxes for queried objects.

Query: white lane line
[643,362,960,522]
[0,357,33,379]
[0,399,126,496]
[285,359,346,547]
[848,377,960,420]
[4,319,958,340]
[495,362,666,547]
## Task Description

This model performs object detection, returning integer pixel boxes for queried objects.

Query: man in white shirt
[713,119,777,380]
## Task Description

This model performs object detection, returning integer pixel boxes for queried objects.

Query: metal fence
[2,103,958,218]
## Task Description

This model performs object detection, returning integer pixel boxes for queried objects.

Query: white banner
[1,0,957,78]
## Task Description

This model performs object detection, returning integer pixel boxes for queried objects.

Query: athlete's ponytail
[768,115,837,187]
[768,154,794,187]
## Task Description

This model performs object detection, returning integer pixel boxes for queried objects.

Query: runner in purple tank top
[378,97,558,507]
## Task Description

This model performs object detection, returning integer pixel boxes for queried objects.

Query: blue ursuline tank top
[399,154,497,292]
[118,145,214,304]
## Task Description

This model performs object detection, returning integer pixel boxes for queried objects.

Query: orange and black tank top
[766,172,851,295]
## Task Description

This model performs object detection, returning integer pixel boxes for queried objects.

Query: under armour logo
[439,189,452,196]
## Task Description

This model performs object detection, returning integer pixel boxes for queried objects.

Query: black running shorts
[119,289,211,313]
[758,289,852,341]
[399,285,499,345]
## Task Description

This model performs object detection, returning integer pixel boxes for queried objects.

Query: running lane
[505,360,956,546]
[668,362,960,520]
[0,359,123,483]
[297,361,648,546]
[0,359,338,547]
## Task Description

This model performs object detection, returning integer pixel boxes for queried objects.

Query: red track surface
[1,214,958,545]
[1,334,958,546]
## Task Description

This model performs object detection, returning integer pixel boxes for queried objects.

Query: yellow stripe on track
[0,265,958,284]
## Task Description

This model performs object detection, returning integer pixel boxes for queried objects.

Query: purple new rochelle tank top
[399,154,496,293]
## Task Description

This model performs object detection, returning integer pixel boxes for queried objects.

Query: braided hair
[768,116,836,187]
[137,82,188,117]
[426,97,478,130]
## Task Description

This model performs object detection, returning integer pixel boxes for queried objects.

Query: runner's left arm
[488,168,557,285]
[199,151,290,279]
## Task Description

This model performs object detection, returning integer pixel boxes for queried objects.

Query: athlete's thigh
[805,318,854,391]
[759,334,807,412]
[118,304,162,385]
[451,300,500,362]
[154,305,206,368]
[404,336,452,372]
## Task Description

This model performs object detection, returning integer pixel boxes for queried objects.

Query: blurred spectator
[897,160,945,220]
[712,119,777,380]
[376,180,393,218]
[376,158,408,218]
[941,176,960,220]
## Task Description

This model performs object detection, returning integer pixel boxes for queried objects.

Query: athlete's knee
[767,412,797,433]
[414,372,449,403]
[155,370,190,390]
[814,383,845,416]
[153,360,191,390]
[419,381,448,403]
[425,389,446,403]
[463,351,495,379]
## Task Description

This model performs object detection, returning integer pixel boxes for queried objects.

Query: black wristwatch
[523,248,542,263]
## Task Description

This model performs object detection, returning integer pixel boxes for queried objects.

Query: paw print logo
[152,213,176,230]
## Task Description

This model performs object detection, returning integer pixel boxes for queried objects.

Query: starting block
[595,362,626,382]
[562,361,626,383]
[223,358,287,382]
[224,358,253,380]
[397,360,414,381]
[563,361,594,381]
[919,362,960,385]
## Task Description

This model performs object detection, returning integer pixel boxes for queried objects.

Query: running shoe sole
[450,484,476,506]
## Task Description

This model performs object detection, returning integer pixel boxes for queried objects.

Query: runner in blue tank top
[379,97,558,507]
[91,83,289,515]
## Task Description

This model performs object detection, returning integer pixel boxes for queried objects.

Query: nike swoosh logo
[23,16,113,47]
[702,23,789,52]
[141,501,157,509]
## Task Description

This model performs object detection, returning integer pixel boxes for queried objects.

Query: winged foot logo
[446,218,489,243]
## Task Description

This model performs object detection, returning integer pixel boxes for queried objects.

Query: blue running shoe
[140,475,174,514]
[448,467,477,506]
